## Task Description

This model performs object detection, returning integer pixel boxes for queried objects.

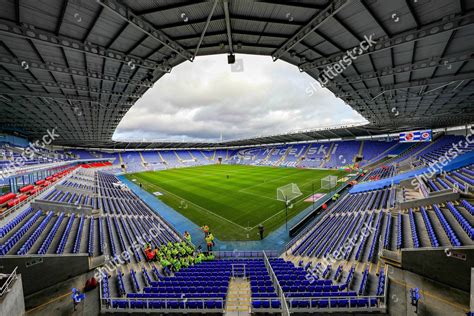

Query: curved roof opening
[113,54,367,143]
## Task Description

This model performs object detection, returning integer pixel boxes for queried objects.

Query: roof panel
[0,0,472,147]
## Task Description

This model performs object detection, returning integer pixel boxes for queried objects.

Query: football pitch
[126,165,348,241]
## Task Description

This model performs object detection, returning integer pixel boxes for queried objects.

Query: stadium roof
[0,0,473,148]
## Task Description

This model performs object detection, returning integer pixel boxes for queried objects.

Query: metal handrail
[0,167,79,221]
[101,296,226,310]
[0,267,18,297]
[263,251,290,316]
[0,184,52,221]
[285,294,386,310]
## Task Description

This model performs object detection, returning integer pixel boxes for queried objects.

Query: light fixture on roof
[227,54,235,64]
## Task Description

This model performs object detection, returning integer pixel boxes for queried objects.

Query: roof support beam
[83,7,103,42]
[14,0,20,23]
[0,18,171,72]
[0,76,147,98]
[173,30,289,42]
[326,52,474,87]
[193,0,219,59]
[0,91,139,104]
[337,74,474,99]
[157,14,303,30]
[183,42,279,52]
[106,23,129,49]
[56,0,70,35]
[360,0,390,36]
[97,0,194,61]
[255,1,327,10]
[459,0,465,14]
[135,1,207,16]
[300,11,474,71]
[405,0,420,28]
[223,0,234,55]
[272,0,351,61]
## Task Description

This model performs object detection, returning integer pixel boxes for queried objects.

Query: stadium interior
[0,0,473,315]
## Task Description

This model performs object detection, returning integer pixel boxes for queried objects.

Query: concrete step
[225,310,251,316]
[225,278,251,315]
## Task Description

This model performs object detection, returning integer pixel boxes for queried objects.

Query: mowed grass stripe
[127,165,347,241]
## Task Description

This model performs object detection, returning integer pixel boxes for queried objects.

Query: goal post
[276,183,303,203]
[321,175,338,191]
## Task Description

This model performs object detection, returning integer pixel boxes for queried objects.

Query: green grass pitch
[126,165,348,241]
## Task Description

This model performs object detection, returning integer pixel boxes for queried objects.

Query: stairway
[262,147,276,165]
[174,150,183,163]
[320,142,334,168]
[296,144,312,166]
[225,278,251,315]
[118,153,126,172]
[157,151,167,165]
[276,146,292,166]
[139,151,146,164]
[356,140,365,162]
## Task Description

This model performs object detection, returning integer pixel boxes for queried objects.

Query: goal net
[321,175,338,190]
[277,183,302,203]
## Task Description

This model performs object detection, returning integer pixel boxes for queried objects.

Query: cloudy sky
[113,54,366,142]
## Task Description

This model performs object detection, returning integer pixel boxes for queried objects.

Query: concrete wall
[398,191,460,209]
[0,273,25,316]
[401,246,474,292]
[471,268,473,313]
[31,200,94,215]
[55,184,94,195]
[0,254,91,295]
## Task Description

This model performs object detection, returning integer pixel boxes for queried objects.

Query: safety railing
[100,296,225,312]
[213,250,279,259]
[0,184,53,221]
[283,264,388,313]
[0,267,18,298]
[285,294,386,311]
[262,251,290,316]
[0,167,79,221]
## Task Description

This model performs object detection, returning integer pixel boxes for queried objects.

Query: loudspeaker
[227,54,235,64]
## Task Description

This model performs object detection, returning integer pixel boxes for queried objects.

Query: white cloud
[113,54,366,142]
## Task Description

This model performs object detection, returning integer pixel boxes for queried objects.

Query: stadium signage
[399,130,432,143]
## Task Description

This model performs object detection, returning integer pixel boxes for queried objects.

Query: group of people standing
[144,240,213,274]
[142,225,217,275]
[201,225,215,252]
